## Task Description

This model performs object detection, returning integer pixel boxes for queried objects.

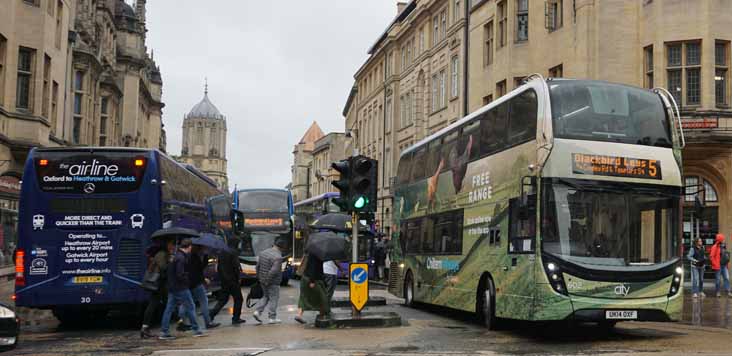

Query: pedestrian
[140,239,174,338]
[159,238,205,340]
[179,245,219,330]
[688,237,707,298]
[252,239,285,324]
[209,237,245,325]
[374,238,386,281]
[294,253,330,324]
[710,233,732,297]
[323,260,341,302]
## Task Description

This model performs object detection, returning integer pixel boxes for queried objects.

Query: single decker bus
[15,147,225,323]
[389,77,685,329]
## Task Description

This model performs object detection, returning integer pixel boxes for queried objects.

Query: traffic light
[350,155,378,213]
[331,159,352,212]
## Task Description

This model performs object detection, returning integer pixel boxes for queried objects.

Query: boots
[140,325,154,339]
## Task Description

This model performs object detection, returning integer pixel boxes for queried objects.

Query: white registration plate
[606,310,637,320]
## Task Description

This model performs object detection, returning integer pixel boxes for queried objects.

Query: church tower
[180,83,229,191]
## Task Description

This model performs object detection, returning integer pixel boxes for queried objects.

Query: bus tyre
[478,278,498,330]
[403,272,415,307]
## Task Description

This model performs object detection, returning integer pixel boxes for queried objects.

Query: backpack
[721,247,730,267]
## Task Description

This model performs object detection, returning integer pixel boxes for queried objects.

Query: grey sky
[143,1,395,191]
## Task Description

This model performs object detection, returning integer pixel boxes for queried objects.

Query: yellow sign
[349,263,369,311]
[73,276,103,284]
[572,153,661,180]
[244,218,283,227]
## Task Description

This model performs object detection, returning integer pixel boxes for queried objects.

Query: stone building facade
[178,86,228,191]
[467,0,732,245]
[0,0,164,256]
[348,0,469,236]
[291,122,325,202]
[309,132,348,198]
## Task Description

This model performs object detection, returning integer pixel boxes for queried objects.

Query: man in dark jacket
[252,239,285,324]
[159,239,204,339]
[210,238,245,324]
[178,246,219,330]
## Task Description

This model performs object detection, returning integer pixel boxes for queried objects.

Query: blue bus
[232,188,294,285]
[15,148,225,323]
[293,192,376,279]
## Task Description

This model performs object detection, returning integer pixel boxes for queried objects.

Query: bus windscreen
[34,151,148,194]
[236,191,289,213]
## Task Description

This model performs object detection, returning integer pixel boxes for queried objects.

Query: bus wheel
[477,278,497,330]
[403,272,415,307]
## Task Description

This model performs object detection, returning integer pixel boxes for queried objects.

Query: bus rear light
[39,159,48,166]
[15,249,25,287]
[134,159,145,167]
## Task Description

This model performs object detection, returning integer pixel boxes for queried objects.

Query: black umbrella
[310,213,370,234]
[150,227,199,240]
[305,231,348,261]
[191,233,233,253]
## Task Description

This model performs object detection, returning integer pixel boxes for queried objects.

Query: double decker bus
[15,148,226,323]
[293,192,376,278]
[232,188,294,285]
[389,77,685,328]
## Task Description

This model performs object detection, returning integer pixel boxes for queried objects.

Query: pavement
[4,278,732,355]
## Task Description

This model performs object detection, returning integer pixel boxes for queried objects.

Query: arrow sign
[349,263,369,311]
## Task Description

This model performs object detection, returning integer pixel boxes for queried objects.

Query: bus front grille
[116,239,142,279]
[388,262,399,290]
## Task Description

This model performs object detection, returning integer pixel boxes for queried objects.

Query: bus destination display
[572,153,661,180]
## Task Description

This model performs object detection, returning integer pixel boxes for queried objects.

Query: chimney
[397,1,407,15]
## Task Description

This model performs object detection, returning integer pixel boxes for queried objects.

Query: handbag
[246,282,264,308]
[141,260,161,292]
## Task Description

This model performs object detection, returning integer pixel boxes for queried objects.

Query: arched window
[704,180,718,202]
[684,176,719,203]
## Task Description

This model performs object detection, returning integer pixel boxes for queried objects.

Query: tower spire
[204,77,208,96]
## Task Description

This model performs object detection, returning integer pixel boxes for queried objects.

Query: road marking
[152,347,270,355]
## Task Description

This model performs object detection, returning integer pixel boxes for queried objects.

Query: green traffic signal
[353,196,368,209]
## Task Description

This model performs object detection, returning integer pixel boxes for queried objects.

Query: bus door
[501,182,537,320]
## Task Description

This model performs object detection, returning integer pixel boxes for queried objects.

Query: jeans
[210,283,243,321]
[324,274,337,302]
[191,284,212,325]
[161,290,200,334]
[691,266,705,294]
[256,283,280,319]
[715,266,731,293]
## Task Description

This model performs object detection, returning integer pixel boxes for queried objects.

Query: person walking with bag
[710,233,732,297]
[140,240,174,338]
[159,239,205,340]
[688,237,707,298]
[252,239,285,324]
[210,238,245,324]
[294,253,330,324]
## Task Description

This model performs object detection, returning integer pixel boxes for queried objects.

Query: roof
[298,122,325,151]
[186,91,224,120]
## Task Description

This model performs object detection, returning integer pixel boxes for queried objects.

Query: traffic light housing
[330,159,352,212]
[350,155,378,213]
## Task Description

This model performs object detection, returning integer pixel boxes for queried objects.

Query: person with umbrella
[209,237,245,325]
[178,244,219,331]
[159,238,205,339]
[140,239,174,338]
[294,230,345,324]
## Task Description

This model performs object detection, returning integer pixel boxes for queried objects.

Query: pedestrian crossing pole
[352,211,360,318]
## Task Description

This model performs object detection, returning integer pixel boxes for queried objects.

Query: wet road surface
[4,280,732,355]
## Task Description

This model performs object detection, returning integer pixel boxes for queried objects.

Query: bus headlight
[399,263,405,269]
[669,265,683,297]
[543,260,568,296]
[0,306,15,319]
[288,257,293,263]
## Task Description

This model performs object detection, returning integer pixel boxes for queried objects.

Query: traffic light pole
[352,211,360,318]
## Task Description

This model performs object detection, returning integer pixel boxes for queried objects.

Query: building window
[704,180,718,202]
[385,96,392,132]
[440,69,446,108]
[684,176,699,202]
[400,95,407,128]
[16,47,35,111]
[644,45,654,89]
[51,81,58,135]
[484,21,494,66]
[432,74,439,112]
[482,94,493,105]
[23,0,40,6]
[496,80,507,98]
[55,1,63,49]
[386,52,392,76]
[42,54,51,119]
[0,35,6,106]
[516,0,529,42]
[454,0,461,23]
[419,28,425,53]
[497,1,507,48]
[73,71,84,142]
[401,46,407,72]
[666,41,702,106]
[548,64,563,78]
[451,56,459,98]
[716,41,729,106]
[100,97,109,146]
[407,40,412,65]
[441,10,447,39]
[433,15,440,46]
[546,0,562,31]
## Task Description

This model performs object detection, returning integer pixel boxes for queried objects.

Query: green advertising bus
[388,76,685,329]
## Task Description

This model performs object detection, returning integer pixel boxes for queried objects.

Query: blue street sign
[351,267,367,284]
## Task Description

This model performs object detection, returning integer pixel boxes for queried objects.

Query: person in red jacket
[710,233,731,297]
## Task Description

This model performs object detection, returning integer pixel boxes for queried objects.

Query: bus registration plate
[606,310,637,319]
[73,276,103,284]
